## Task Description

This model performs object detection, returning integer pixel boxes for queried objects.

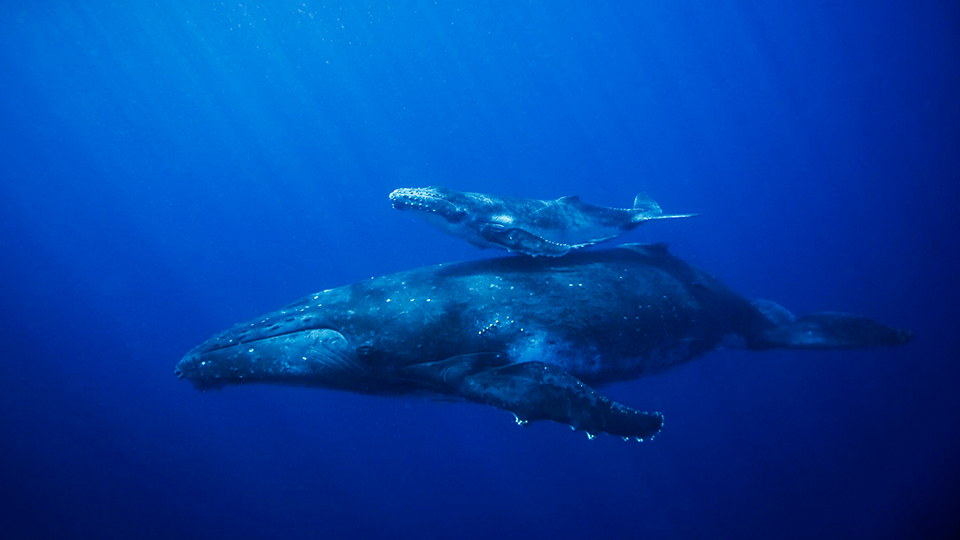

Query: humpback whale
[389,186,696,257]
[176,244,910,441]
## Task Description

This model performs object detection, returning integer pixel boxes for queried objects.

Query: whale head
[175,327,374,392]
[174,294,380,393]
[389,186,474,224]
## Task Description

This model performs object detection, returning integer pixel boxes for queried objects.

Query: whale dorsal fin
[557,195,582,206]
[631,193,699,223]
[633,193,663,215]
[750,299,796,326]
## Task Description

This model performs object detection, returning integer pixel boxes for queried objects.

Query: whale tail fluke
[631,193,698,223]
[747,300,912,350]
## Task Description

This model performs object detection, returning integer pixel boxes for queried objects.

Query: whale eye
[356,346,377,357]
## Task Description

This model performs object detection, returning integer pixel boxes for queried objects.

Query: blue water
[2,2,958,538]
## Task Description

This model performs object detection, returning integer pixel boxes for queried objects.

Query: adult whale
[175,244,910,441]
[389,186,696,257]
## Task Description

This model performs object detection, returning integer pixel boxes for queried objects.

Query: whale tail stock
[746,299,913,350]
[631,193,698,223]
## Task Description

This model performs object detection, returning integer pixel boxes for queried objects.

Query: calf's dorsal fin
[632,193,699,223]
[633,193,663,214]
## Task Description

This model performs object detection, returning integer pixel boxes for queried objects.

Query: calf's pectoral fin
[479,225,571,257]
[456,361,664,440]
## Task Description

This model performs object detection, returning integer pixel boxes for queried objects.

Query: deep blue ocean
[2,2,958,539]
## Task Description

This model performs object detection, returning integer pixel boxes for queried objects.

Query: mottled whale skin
[389,186,697,257]
[176,244,911,441]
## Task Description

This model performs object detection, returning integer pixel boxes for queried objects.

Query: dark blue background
[2,1,958,538]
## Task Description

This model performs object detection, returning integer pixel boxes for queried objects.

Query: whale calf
[176,244,910,441]
[389,186,696,257]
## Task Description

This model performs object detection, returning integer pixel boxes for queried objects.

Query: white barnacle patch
[477,315,516,338]
[477,320,499,336]
[491,213,513,225]
[248,348,254,353]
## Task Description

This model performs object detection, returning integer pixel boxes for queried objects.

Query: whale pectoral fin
[398,352,508,387]
[456,362,664,440]
[751,311,913,349]
[479,225,571,257]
